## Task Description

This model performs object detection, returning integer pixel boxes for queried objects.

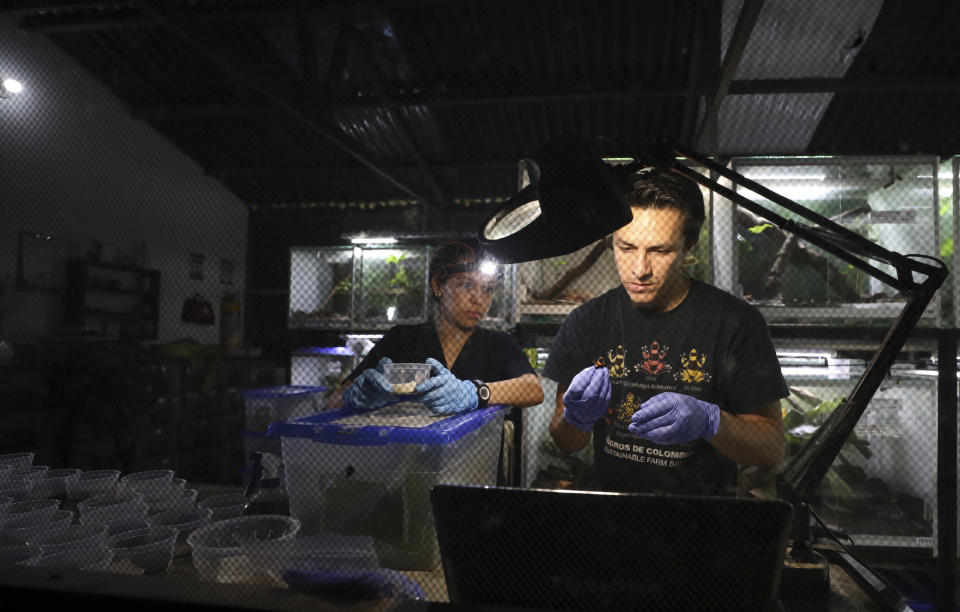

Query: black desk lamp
[479,135,948,605]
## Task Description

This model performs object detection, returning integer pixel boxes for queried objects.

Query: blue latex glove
[562,365,611,432]
[628,392,720,445]
[411,357,478,415]
[342,357,394,411]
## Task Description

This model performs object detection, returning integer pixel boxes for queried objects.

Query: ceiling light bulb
[2,79,23,95]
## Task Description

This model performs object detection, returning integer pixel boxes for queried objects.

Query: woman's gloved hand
[412,357,478,415]
[341,357,395,411]
[562,365,611,432]
[628,392,720,445]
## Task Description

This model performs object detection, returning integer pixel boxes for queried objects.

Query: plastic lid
[242,385,325,399]
[268,404,506,446]
[291,346,355,357]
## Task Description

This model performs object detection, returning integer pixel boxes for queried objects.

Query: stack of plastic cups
[66,470,121,503]
[24,469,81,500]
[77,493,149,536]
[141,478,198,515]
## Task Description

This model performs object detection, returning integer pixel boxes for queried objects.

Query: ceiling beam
[128,0,429,205]
[215,161,518,178]
[695,0,764,152]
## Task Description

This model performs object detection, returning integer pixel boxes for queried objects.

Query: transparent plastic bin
[108,526,178,574]
[197,494,248,521]
[382,362,431,394]
[270,404,506,570]
[290,346,355,387]
[186,515,300,582]
[243,386,325,457]
[67,470,121,501]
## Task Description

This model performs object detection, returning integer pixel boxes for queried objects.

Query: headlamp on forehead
[437,257,501,280]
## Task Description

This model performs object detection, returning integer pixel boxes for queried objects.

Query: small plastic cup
[0,453,34,470]
[108,526,178,574]
[141,479,190,513]
[77,492,144,517]
[148,488,198,515]
[0,482,31,501]
[4,498,60,523]
[24,469,81,499]
[0,544,42,566]
[118,470,175,495]
[28,523,109,555]
[382,362,432,394]
[146,507,213,556]
[80,500,149,525]
[67,470,120,502]
[0,510,74,545]
[0,496,11,517]
[30,546,113,572]
[0,464,13,483]
[186,515,300,582]
[197,494,248,521]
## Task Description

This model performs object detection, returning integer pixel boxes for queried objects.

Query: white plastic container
[270,404,506,570]
[186,515,300,582]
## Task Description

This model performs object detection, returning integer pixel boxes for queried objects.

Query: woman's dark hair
[430,240,480,287]
[626,166,705,248]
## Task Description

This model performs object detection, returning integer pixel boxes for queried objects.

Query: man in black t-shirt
[543,167,788,495]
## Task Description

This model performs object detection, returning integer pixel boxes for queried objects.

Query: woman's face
[433,269,497,329]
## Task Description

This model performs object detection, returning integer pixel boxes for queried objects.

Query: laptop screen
[431,485,793,612]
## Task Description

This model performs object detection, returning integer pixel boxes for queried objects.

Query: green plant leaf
[747,223,773,234]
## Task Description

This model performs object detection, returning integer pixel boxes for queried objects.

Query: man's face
[612,206,692,311]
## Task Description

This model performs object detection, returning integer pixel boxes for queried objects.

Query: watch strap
[471,379,491,407]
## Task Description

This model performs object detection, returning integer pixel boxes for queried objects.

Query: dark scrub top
[345,322,535,383]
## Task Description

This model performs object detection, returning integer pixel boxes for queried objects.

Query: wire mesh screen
[0,1,957,609]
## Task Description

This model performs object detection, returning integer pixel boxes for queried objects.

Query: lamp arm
[659,145,948,509]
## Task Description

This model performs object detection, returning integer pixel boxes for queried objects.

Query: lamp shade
[478,136,632,263]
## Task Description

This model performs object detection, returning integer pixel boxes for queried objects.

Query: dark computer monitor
[431,485,793,612]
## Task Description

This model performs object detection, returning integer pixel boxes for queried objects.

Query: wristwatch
[471,380,491,407]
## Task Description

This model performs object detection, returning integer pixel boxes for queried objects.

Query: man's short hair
[625,167,705,248]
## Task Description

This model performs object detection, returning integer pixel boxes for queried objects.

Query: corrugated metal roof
[5,0,959,212]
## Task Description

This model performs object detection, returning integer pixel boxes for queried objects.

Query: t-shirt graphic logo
[607,345,628,379]
[636,341,672,376]
[611,391,640,424]
[675,348,712,383]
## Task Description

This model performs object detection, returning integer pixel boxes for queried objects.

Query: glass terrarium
[729,156,941,324]
[355,246,428,328]
[751,353,938,551]
[288,246,354,329]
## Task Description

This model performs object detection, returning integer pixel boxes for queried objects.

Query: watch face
[479,385,491,401]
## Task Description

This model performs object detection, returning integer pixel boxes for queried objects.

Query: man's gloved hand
[628,392,720,445]
[412,357,478,415]
[562,365,611,433]
[341,357,394,411]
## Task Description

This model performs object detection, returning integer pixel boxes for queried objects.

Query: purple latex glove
[562,365,611,433]
[628,392,720,445]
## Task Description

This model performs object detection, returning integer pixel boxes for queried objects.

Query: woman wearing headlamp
[334,241,544,414]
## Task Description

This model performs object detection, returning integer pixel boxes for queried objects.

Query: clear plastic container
[67,470,120,501]
[79,501,150,535]
[186,515,300,582]
[0,464,13,483]
[0,510,73,546]
[8,466,48,488]
[0,544,42,566]
[0,453,34,470]
[146,507,213,556]
[382,362,431,393]
[29,546,113,572]
[141,479,189,514]
[77,492,144,517]
[108,526,178,574]
[0,482,31,501]
[24,469,81,499]
[146,489,197,515]
[197,494,248,521]
[0,496,11,516]
[28,523,108,555]
[118,470,175,494]
[5,498,61,523]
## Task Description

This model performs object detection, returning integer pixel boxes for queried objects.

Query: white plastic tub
[270,404,506,570]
